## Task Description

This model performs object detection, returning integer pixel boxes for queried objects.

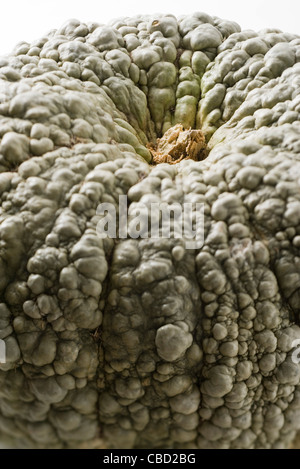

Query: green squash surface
[0,13,300,449]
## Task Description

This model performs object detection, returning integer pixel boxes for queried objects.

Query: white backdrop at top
[0,0,299,56]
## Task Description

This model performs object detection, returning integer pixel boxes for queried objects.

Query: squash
[0,12,300,449]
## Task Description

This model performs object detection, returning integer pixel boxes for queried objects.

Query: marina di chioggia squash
[0,12,300,449]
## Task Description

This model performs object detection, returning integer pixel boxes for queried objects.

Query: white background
[0,0,299,55]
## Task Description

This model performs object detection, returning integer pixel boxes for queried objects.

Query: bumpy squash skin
[0,13,300,449]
